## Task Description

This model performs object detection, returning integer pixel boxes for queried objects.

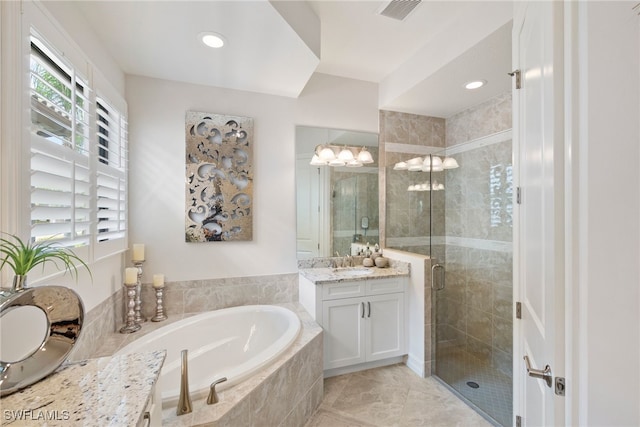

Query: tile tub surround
[1,350,165,426]
[68,273,298,362]
[91,303,323,427]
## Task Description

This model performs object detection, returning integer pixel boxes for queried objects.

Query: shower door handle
[524,355,552,388]
[431,264,445,291]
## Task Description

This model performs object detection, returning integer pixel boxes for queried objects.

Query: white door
[366,293,405,361]
[323,298,366,369]
[513,2,565,426]
[296,153,320,259]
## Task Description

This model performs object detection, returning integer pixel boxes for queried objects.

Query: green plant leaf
[0,233,92,281]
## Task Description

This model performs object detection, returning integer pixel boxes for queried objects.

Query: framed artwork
[185,111,253,242]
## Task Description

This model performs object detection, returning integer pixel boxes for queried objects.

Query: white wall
[576,2,640,425]
[40,1,125,96]
[126,73,378,282]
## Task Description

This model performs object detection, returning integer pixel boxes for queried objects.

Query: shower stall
[382,98,513,426]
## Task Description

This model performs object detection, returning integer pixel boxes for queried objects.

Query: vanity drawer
[366,277,405,295]
[322,281,366,300]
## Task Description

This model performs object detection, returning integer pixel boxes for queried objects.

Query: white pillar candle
[132,243,145,261]
[124,267,138,285]
[153,274,165,288]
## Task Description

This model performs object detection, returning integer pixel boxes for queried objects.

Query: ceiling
[74,0,513,118]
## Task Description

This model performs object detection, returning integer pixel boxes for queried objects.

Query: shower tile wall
[379,110,444,374]
[380,110,445,255]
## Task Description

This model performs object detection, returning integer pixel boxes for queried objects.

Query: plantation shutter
[29,36,92,247]
[95,98,127,252]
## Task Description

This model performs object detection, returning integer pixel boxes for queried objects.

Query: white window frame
[0,2,129,284]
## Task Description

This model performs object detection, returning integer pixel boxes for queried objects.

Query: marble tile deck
[305,364,494,427]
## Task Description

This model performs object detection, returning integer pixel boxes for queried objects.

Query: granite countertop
[299,260,410,285]
[1,350,165,426]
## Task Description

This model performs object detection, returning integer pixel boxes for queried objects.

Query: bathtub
[116,305,301,407]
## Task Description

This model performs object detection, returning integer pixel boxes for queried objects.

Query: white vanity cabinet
[299,275,407,372]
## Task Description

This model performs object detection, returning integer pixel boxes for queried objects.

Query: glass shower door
[432,140,514,427]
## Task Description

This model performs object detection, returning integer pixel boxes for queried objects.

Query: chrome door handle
[431,264,445,290]
[524,355,552,388]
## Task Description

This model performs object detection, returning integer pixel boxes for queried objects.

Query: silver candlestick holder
[133,260,147,323]
[120,282,141,334]
[151,286,168,322]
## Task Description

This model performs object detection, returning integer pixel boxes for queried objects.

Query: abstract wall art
[185,112,253,242]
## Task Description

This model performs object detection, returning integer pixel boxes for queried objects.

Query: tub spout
[176,349,192,416]
[207,377,228,404]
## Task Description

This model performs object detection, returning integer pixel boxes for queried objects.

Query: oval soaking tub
[116,305,301,407]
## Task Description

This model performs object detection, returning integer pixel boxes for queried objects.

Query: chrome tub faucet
[176,349,193,415]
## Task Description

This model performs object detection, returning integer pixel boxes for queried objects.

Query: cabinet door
[365,293,405,362]
[322,298,366,369]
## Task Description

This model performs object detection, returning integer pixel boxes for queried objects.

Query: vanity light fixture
[310,145,375,167]
[464,80,487,90]
[394,155,459,171]
[407,180,445,192]
[200,32,226,49]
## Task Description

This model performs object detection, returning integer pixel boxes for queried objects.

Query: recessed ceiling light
[464,80,487,90]
[200,32,225,49]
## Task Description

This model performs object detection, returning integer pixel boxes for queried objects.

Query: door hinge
[509,69,522,89]
[516,301,522,319]
[555,376,566,396]
[516,415,522,427]
[516,187,522,204]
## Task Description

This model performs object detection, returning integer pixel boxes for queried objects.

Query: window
[28,34,127,256]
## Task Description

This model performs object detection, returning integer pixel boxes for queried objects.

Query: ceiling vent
[378,0,422,21]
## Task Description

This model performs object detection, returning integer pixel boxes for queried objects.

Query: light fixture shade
[437,183,445,190]
[407,157,423,171]
[328,158,346,166]
[338,147,355,162]
[431,156,444,172]
[346,159,363,167]
[357,147,374,164]
[319,146,336,161]
[407,157,423,166]
[394,162,408,170]
[310,154,325,166]
[443,157,459,169]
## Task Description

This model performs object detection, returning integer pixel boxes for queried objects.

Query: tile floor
[305,364,494,427]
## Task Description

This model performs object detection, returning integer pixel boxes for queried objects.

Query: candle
[153,274,165,288]
[132,243,145,261]
[124,267,138,285]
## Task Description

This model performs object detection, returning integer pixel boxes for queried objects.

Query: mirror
[296,126,379,259]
